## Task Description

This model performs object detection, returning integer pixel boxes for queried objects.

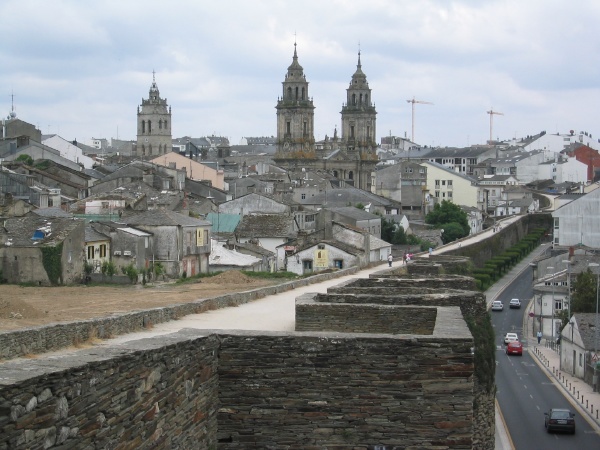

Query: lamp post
[589,263,599,392]
[562,259,571,320]
[548,266,555,339]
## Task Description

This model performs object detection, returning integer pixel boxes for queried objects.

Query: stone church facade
[274,45,379,191]
[134,73,172,158]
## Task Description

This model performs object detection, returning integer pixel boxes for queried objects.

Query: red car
[506,341,523,356]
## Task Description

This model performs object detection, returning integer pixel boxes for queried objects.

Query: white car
[504,332,519,344]
[509,298,521,309]
[491,301,504,311]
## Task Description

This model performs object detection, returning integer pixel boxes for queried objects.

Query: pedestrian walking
[537,330,542,344]
[387,254,393,267]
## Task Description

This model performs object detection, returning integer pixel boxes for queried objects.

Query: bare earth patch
[0,271,278,332]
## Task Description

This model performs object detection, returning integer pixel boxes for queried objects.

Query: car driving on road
[505,341,523,356]
[504,332,519,344]
[491,300,504,311]
[544,408,576,434]
[509,298,521,308]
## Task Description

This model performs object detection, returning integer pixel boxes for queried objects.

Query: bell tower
[135,72,172,158]
[340,51,377,159]
[275,43,315,157]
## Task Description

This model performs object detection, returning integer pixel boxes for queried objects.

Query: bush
[121,264,138,284]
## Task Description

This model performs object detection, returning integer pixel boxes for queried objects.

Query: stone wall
[0,328,474,449]
[0,331,221,449]
[0,266,361,361]
[295,296,438,334]
[217,331,474,448]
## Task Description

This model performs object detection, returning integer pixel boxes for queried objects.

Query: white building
[420,161,480,208]
[523,130,600,153]
[41,135,95,169]
[552,188,600,248]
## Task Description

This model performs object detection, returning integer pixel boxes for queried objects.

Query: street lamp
[562,259,571,320]
[548,266,555,339]
[589,263,599,392]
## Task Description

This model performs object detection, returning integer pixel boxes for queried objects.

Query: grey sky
[2,0,599,147]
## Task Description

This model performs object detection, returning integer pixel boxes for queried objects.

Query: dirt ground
[0,271,280,332]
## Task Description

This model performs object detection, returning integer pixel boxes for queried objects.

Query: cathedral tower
[340,52,377,159]
[135,72,172,158]
[275,43,315,157]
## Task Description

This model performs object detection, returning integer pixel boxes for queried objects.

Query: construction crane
[406,97,433,144]
[486,108,504,143]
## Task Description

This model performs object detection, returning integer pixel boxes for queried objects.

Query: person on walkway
[537,330,542,344]
[387,254,393,267]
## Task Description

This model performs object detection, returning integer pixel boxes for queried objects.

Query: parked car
[504,332,519,344]
[491,301,504,311]
[509,298,521,309]
[544,408,576,434]
[505,341,523,356]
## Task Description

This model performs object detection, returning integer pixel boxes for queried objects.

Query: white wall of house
[560,323,587,379]
[42,135,95,169]
[552,188,600,247]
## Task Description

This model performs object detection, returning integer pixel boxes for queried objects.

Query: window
[435,191,440,198]
[554,218,559,229]
[579,353,583,367]
[286,121,291,135]
[447,180,453,186]
[442,180,446,186]
[448,191,453,198]
[301,193,306,200]
[435,180,440,186]
[87,246,94,259]
[555,298,563,311]
[99,244,107,258]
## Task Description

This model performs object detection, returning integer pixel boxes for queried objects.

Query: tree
[425,200,470,243]
[439,222,466,244]
[571,269,598,313]
[16,154,34,166]
[392,225,407,245]
[380,216,396,243]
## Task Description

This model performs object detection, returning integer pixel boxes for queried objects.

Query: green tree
[392,225,407,245]
[571,269,598,313]
[425,200,469,243]
[16,154,34,165]
[439,222,466,244]
[380,216,396,243]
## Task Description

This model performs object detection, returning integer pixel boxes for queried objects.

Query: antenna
[406,97,433,143]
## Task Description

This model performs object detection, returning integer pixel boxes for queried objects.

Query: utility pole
[487,108,504,143]
[406,97,433,143]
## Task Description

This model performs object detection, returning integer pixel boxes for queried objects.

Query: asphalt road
[493,267,600,448]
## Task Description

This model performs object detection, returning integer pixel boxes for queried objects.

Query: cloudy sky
[2,0,599,148]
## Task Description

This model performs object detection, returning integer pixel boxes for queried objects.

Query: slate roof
[369,234,391,250]
[30,207,73,218]
[422,161,479,183]
[124,209,211,227]
[328,206,380,221]
[235,214,296,238]
[572,313,600,351]
[0,216,84,247]
[85,226,110,242]
[296,186,399,208]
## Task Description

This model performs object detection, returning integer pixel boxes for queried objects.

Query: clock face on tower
[283,141,290,150]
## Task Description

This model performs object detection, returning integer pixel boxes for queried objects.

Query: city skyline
[2,0,599,147]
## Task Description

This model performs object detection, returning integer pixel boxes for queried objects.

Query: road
[493,267,600,448]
